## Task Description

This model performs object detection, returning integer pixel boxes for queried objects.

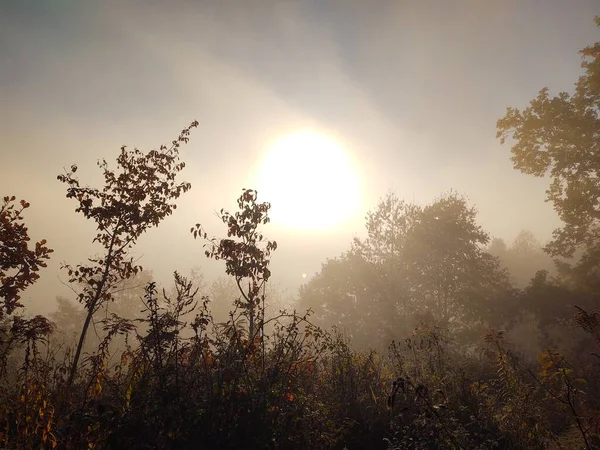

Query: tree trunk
[66,224,119,389]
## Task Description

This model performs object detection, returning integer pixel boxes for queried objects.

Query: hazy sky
[1,0,598,313]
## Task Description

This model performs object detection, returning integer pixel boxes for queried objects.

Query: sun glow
[256,130,362,231]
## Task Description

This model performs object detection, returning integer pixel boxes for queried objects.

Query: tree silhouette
[0,196,53,318]
[58,121,198,387]
[192,188,277,339]
[0,196,54,365]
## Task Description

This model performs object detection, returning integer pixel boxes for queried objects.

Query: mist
[2,1,600,448]
[3,0,596,312]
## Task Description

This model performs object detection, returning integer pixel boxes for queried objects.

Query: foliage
[192,188,277,339]
[0,196,53,317]
[495,14,600,369]
[57,121,198,387]
[497,16,600,259]
[298,191,515,349]
[49,270,153,362]
[0,196,54,379]
[487,230,556,288]
[4,25,600,445]
[9,177,593,449]
[297,251,378,348]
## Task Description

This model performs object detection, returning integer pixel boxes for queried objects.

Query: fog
[3,1,596,317]
[3,2,600,448]
[0,0,594,335]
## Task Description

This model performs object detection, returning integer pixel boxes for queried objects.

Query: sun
[256,130,362,231]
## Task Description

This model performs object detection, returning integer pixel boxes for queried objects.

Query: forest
[1,14,600,450]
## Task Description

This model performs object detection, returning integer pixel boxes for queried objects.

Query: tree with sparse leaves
[58,121,198,387]
[192,188,277,340]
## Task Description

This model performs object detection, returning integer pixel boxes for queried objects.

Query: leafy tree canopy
[299,191,514,347]
[497,16,600,258]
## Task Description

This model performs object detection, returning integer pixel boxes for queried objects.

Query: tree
[359,191,511,325]
[496,16,600,258]
[297,251,380,348]
[192,189,277,340]
[0,196,54,365]
[402,192,501,323]
[207,274,287,327]
[206,276,240,323]
[518,270,594,352]
[488,237,508,257]
[50,297,86,345]
[511,230,542,255]
[0,196,53,317]
[299,191,515,348]
[59,121,198,387]
[488,230,556,288]
[50,270,154,355]
[108,269,155,322]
